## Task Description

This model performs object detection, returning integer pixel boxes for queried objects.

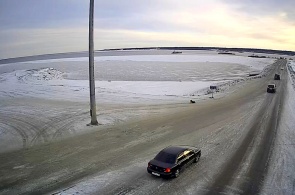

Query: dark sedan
[147,146,201,178]
[267,84,276,93]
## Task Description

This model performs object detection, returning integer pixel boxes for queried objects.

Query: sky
[0,0,295,59]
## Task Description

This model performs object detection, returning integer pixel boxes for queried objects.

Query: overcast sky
[0,0,294,58]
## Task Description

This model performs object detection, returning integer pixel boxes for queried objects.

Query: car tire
[174,169,180,178]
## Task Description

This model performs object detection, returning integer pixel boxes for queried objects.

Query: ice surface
[0,51,275,104]
[21,53,274,71]
[0,69,214,103]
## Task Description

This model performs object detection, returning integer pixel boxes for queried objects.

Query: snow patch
[16,68,64,81]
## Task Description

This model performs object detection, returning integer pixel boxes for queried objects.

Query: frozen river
[0,50,275,104]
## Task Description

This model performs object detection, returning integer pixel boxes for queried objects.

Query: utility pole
[88,0,98,125]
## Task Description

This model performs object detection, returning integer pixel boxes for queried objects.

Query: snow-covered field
[0,50,275,104]
[0,50,276,152]
[0,68,216,103]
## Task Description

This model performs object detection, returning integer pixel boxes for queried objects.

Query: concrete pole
[89,0,98,125]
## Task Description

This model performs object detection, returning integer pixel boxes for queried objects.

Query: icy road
[0,59,294,195]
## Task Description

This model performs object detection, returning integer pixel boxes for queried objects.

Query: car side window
[186,150,194,158]
[177,152,185,162]
[185,150,195,157]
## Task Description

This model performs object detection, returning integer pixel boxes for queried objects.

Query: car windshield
[154,151,176,164]
[268,85,275,88]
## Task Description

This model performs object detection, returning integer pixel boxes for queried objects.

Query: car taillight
[148,163,151,167]
[164,168,171,173]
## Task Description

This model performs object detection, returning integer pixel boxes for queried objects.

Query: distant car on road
[281,68,284,70]
[267,84,276,93]
[274,74,280,80]
[147,146,201,178]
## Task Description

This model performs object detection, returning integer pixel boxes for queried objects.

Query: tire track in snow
[204,59,287,195]
[238,59,287,195]
[260,62,295,194]
[0,105,89,151]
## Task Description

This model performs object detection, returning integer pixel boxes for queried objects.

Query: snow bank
[289,60,295,72]
[15,68,64,81]
[287,60,295,89]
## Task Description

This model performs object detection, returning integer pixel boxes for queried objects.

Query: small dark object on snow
[190,100,195,103]
[210,85,217,90]
[171,51,182,54]
[248,73,259,77]
[274,74,280,80]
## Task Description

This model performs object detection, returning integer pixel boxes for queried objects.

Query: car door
[186,150,195,164]
[176,152,186,169]
[183,150,194,166]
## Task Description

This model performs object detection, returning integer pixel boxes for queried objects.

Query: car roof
[161,146,188,155]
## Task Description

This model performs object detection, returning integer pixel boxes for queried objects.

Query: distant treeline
[107,47,295,56]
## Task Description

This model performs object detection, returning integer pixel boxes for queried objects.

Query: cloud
[0,0,88,29]
[0,28,87,58]
[220,0,295,23]
[0,0,295,58]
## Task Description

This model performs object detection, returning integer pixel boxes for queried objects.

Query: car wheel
[174,169,180,178]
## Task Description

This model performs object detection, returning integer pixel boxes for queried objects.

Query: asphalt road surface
[0,59,289,195]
